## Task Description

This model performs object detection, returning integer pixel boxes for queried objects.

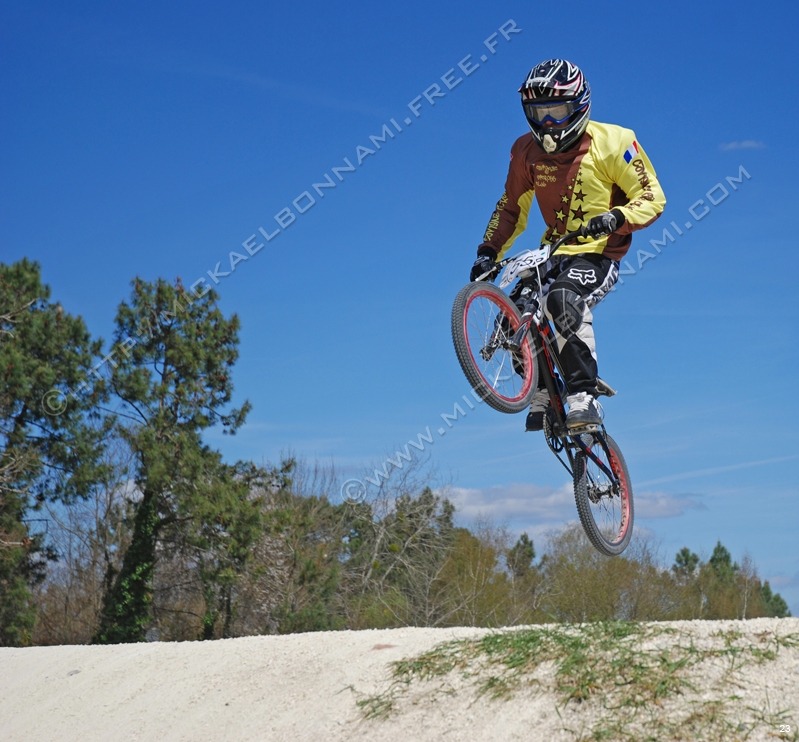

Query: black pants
[514,253,619,395]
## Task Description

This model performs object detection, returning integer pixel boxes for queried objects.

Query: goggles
[522,98,586,125]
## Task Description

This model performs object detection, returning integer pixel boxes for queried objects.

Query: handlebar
[548,226,587,254]
[512,227,587,265]
[483,227,587,277]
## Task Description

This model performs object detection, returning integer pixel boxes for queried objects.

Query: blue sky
[2,2,798,613]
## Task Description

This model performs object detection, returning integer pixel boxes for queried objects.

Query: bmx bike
[451,229,633,556]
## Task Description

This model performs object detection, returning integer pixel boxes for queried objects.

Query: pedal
[569,423,601,434]
[596,377,617,397]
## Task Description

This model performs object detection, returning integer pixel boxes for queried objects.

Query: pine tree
[709,541,738,584]
[1,259,107,646]
[761,580,791,618]
[93,277,252,643]
[191,459,266,639]
[507,533,536,580]
[672,547,699,579]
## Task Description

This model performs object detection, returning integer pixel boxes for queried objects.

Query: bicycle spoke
[464,295,529,401]
[573,432,633,555]
[452,282,536,414]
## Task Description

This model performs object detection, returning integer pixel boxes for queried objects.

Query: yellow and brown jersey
[480,120,666,260]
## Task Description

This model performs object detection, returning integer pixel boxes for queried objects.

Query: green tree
[709,541,738,584]
[760,580,791,618]
[507,533,536,580]
[273,522,343,633]
[672,547,699,579]
[1,259,107,646]
[434,525,510,627]
[505,531,546,625]
[0,491,39,646]
[94,277,251,644]
[31,439,137,645]
[258,462,345,634]
[539,525,679,622]
[190,460,266,639]
[339,483,456,629]
[669,542,791,620]
[370,487,455,626]
[700,541,741,618]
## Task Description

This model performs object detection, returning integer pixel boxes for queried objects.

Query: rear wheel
[573,432,633,556]
[451,282,537,414]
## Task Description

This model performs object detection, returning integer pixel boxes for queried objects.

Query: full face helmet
[519,59,591,154]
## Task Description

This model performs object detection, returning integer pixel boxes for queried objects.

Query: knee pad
[546,288,585,338]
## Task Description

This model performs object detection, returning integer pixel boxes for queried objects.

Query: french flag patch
[623,140,640,163]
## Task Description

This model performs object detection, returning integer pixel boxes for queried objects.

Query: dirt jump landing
[1,618,797,742]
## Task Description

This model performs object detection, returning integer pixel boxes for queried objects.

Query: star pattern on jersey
[554,208,567,232]
[552,170,585,233]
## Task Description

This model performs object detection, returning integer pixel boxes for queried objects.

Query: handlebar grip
[550,227,587,252]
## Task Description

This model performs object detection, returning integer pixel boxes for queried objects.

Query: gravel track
[1,617,797,741]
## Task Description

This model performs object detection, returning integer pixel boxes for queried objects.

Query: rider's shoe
[525,388,550,432]
[566,391,601,429]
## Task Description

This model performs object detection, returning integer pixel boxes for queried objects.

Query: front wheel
[573,432,634,556]
[451,282,537,414]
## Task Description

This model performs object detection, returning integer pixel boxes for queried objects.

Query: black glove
[585,209,626,239]
[470,248,498,282]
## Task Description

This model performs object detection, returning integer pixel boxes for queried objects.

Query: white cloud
[448,481,575,526]
[635,491,707,518]
[719,140,766,151]
[768,571,799,589]
[446,483,706,532]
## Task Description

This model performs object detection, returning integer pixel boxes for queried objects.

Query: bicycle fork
[506,295,539,354]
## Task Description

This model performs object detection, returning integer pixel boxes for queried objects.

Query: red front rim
[463,288,534,403]
[609,449,631,542]
[580,442,631,545]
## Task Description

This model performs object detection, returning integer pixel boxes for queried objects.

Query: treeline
[0,260,790,647]
[30,462,792,644]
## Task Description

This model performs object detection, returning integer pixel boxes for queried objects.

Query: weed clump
[357,622,798,741]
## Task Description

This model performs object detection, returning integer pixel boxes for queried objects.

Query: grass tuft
[357,621,798,741]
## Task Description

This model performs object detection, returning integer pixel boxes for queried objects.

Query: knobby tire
[451,282,537,414]
[573,432,634,556]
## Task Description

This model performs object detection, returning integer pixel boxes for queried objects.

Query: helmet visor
[523,99,584,125]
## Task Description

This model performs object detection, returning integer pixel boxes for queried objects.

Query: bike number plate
[499,247,550,289]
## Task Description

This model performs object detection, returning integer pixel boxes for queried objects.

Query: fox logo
[567,267,597,286]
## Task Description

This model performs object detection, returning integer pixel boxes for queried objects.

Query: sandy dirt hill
[1,618,797,742]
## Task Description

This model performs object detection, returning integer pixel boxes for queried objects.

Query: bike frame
[493,229,620,487]
[533,321,618,485]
